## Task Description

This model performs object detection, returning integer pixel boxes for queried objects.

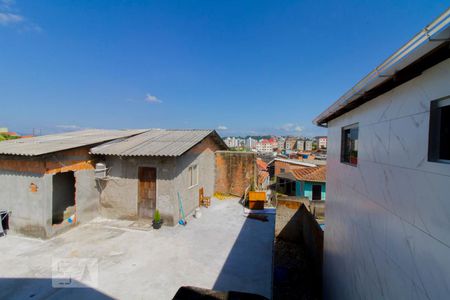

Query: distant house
[90,129,227,225]
[267,157,317,178]
[277,166,326,200]
[314,9,450,299]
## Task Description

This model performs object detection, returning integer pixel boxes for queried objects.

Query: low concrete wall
[276,200,324,270]
[215,151,256,197]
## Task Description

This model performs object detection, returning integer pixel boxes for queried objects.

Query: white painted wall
[324,58,450,299]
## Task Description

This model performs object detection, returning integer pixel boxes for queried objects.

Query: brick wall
[214,151,256,197]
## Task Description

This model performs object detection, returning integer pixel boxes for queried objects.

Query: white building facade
[314,11,450,300]
[255,140,273,153]
[316,136,327,149]
[304,140,313,151]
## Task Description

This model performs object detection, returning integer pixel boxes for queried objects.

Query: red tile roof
[258,170,270,185]
[291,166,326,183]
[256,158,268,171]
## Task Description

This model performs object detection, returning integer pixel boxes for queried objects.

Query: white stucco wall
[324,58,450,299]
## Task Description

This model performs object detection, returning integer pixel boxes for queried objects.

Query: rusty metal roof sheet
[0,129,148,156]
[90,129,226,156]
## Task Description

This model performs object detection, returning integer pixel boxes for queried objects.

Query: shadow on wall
[278,204,323,268]
[0,278,113,300]
[212,204,275,299]
[276,204,324,294]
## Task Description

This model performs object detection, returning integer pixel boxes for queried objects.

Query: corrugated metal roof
[0,129,148,156]
[90,129,225,156]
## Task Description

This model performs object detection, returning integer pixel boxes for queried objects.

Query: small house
[267,157,317,178]
[90,129,227,225]
[0,129,145,238]
[276,166,326,200]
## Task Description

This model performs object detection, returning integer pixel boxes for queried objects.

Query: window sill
[188,184,198,190]
[429,159,450,164]
[340,161,358,167]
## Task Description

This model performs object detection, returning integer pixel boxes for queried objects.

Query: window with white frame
[188,165,198,187]
[429,96,450,163]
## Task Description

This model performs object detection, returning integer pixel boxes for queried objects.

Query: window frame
[188,164,199,189]
[340,123,359,167]
[428,96,450,164]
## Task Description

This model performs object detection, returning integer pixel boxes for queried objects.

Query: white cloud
[56,125,83,131]
[0,12,23,25]
[217,125,228,130]
[0,1,41,32]
[0,0,15,10]
[279,123,303,133]
[145,93,162,104]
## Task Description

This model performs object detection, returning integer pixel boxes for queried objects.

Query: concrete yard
[0,198,275,299]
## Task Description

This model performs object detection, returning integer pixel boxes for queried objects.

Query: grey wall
[0,170,52,238]
[173,138,217,221]
[99,156,178,224]
[74,170,101,224]
[324,58,450,299]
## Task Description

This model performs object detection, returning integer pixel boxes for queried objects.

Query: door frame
[137,165,158,218]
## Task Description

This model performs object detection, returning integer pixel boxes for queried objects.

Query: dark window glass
[439,106,450,160]
[429,97,450,162]
[341,124,359,165]
[280,168,285,173]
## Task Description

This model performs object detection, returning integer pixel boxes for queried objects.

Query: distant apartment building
[314,10,450,299]
[245,137,256,149]
[296,140,305,151]
[276,137,285,150]
[304,140,313,151]
[224,137,244,148]
[315,136,327,149]
[255,139,273,153]
[268,137,278,149]
[284,138,298,151]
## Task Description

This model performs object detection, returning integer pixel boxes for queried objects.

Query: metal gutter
[314,8,450,127]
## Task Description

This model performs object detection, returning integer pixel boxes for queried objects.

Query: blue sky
[1,0,448,137]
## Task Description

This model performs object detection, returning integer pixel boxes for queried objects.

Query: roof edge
[314,8,450,127]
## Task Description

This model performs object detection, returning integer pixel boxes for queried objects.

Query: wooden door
[138,167,156,219]
[312,184,322,200]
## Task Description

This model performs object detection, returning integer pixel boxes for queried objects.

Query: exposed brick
[214,151,256,197]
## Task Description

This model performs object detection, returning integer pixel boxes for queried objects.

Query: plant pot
[152,220,163,229]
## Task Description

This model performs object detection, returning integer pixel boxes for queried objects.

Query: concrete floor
[0,198,275,299]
